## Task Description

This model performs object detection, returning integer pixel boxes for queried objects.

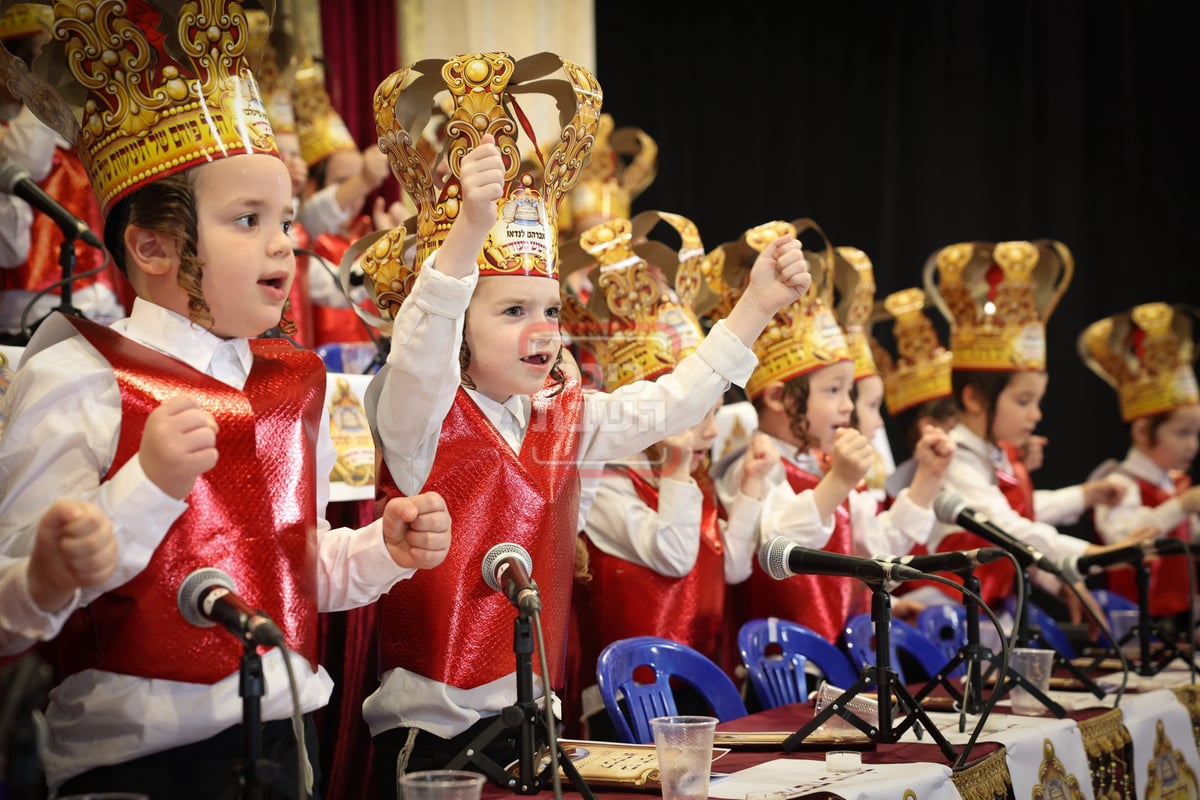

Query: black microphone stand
[911,569,990,715]
[446,609,596,800]
[783,582,958,761]
[235,640,278,800]
[1096,558,1188,677]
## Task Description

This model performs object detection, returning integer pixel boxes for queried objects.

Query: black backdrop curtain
[595,0,1200,491]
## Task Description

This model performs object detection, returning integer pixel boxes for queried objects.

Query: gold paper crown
[560,210,711,391]
[245,8,294,134]
[877,287,954,414]
[563,113,656,233]
[706,219,849,400]
[0,0,279,214]
[923,239,1074,372]
[1079,302,1200,422]
[291,51,356,165]
[0,3,52,41]
[360,51,601,316]
[832,246,878,381]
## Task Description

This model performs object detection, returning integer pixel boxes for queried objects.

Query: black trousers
[372,720,521,800]
[55,714,322,800]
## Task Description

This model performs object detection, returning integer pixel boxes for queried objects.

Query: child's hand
[743,234,811,316]
[435,134,506,277]
[372,195,408,232]
[457,134,505,229]
[739,432,780,500]
[27,499,117,612]
[658,432,695,482]
[914,424,955,477]
[1180,485,1200,514]
[1081,476,1127,508]
[361,145,391,190]
[828,427,875,489]
[382,491,452,570]
[138,395,219,500]
[1021,434,1047,472]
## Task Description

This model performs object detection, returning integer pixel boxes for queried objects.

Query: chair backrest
[596,636,748,744]
[842,613,953,684]
[915,604,968,679]
[737,617,860,708]
[1019,601,1076,658]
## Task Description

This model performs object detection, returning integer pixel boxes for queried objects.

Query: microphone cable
[531,608,565,800]
[295,245,390,374]
[17,251,111,342]
[278,643,314,800]
[904,566,1011,772]
[1056,573,1129,709]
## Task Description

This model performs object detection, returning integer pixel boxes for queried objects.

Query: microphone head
[0,159,32,194]
[932,489,967,525]
[177,567,235,629]
[481,542,533,592]
[757,536,794,580]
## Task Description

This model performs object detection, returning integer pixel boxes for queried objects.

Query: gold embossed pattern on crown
[877,287,953,414]
[0,0,280,213]
[365,50,601,311]
[1079,302,1199,422]
[923,239,1074,372]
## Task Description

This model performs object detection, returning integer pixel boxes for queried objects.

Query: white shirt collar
[1124,447,1174,488]
[121,298,252,387]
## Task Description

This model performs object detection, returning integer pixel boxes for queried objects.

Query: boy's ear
[761,382,787,413]
[123,225,176,276]
[960,384,987,415]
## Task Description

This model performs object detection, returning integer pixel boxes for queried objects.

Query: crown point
[465,58,490,82]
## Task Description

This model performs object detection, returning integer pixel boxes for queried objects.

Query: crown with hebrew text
[875,287,954,414]
[559,210,715,390]
[923,239,1074,372]
[705,219,849,400]
[832,246,878,381]
[359,51,602,318]
[0,0,279,215]
[0,3,52,41]
[562,113,656,234]
[1079,302,1199,422]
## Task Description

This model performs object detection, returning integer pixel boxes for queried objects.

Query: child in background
[560,212,778,736]
[0,3,127,342]
[1,499,115,656]
[358,51,810,791]
[711,220,955,646]
[1081,302,1200,638]
[0,4,450,795]
[922,240,1149,626]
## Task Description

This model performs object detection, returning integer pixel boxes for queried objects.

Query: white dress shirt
[0,300,411,787]
[1091,447,1199,544]
[364,256,756,739]
[714,433,935,558]
[0,555,81,656]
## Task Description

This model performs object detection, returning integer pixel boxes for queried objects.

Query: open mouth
[521,353,551,366]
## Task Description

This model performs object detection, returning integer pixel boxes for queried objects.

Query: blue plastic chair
[595,636,748,744]
[842,613,954,684]
[916,604,968,679]
[1013,600,1077,658]
[737,617,860,708]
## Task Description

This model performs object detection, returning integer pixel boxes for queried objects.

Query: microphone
[932,490,1065,576]
[1060,537,1190,583]
[758,536,926,584]
[176,567,286,648]
[873,547,1008,575]
[0,159,104,249]
[482,543,541,613]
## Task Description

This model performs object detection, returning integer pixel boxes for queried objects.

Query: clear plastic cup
[650,715,718,800]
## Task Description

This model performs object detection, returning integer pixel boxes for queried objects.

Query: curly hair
[951,370,1014,444]
[102,169,294,334]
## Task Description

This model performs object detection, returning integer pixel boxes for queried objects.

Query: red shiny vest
[738,459,856,644]
[1106,473,1193,616]
[375,380,582,689]
[45,317,325,683]
[311,229,375,347]
[0,147,127,306]
[576,468,725,671]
